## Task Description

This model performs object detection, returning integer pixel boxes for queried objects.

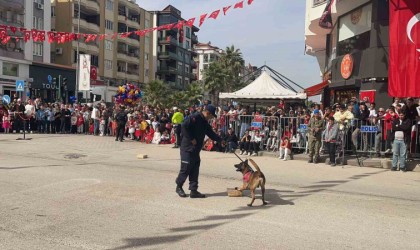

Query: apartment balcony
[87,43,99,54]
[157,66,178,75]
[126,17,140,29]
[126,71,140,82]
[73,18,99,34]
[126,52,140,64]
[0,16,24,28]
[159,37,178,46]
[119,36,139,48]
[0,0,24,12]
[117,71,127,79]
[72,41,88,52]
[118,14,127,23]
[117,49,129,61]
[158,51,178,61]
[80,0,100,13]
[0,46,24,60]
[191,34,198,44]
[167,81,183,90]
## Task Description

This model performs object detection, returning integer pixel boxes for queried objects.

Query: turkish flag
[9,26,17,33]
[38,31,45,42]
[248,0,254,5]
[23,30,31,42]
[175,20,184,30]
[389,0,420,97]
[185,18,195,27]
[234,1,244,9]
[223,6,232,15]
[209,10,221,20]
[31,29,39,42]
[47,31,55,43]
[359,90,376,103]
[199,14,207,27]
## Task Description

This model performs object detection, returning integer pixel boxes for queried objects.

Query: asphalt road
[0,134,419,250]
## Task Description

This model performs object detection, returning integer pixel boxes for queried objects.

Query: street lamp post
[75,0,81,103]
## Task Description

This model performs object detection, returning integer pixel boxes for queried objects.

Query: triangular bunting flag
[38,31,45,42]
[209,10,221,19]
[175,20,185,30]
[99,34,106,41]
[234,1,244,9]
[47,31,55,43]
[199,14,208,27]
[223,6,232,15]
[1,36,10,45]
[31,29,39,42]
[0,29,6,40]
[186,18,196,27]
[248,0,254,5]
[23,30,31,42]
[9,26,17,33]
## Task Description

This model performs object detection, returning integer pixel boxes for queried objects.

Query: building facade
[305,0,390,109]
[152,5,199,90]
[193,42,224,81]
[51,0,154,101]
[0,0,51,99]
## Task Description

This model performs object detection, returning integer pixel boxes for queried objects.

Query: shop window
[337,4,372,56]
[2,62,19,76]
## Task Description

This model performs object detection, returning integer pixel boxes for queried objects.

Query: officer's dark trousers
[116,123,125,141]
[176,150,201,191]
[174,125,181,146]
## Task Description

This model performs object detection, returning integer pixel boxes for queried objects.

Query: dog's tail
[248,158,262,173]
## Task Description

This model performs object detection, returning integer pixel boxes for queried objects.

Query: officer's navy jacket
[180,113,221,153]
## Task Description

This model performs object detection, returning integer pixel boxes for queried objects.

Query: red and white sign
[389,0,420,97]
[340,54,353,80]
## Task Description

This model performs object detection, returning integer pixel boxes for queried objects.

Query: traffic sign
[2,95,11,105]
[16,80,24,92]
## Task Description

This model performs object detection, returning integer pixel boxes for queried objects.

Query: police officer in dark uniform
[115,105,127,142]
[176,104,222,198]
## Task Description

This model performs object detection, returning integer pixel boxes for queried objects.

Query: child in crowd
[152,129,162,144]
[160,130,170,144]
[144,125,155,144]
[2,111,11,134]
[71,112,78,134]
[250,130,263,156]
[77,112,84,134]
[99,116,105,136]
[139,118,148,142]
[89,118,94,135]
[279,136,292,161]
[128,117,135,140]
[266,128,278,151]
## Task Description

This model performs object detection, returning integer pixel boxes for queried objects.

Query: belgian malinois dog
[234,158,267,206]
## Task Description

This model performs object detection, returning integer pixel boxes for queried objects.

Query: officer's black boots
[176,186,187,198]
[190,190,206,198]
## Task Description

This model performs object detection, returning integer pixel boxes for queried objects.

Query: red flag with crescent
[199,14,208,27]
[209,10,221,20]
[186,18,196,27]
[223,6,232,15]
[389,0,420,97]
[234,1,244,9]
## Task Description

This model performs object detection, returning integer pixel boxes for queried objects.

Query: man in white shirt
[91,105,100,136]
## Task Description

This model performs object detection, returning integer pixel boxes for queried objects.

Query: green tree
[222,45,245,91]
[203,61,229,104]
[184,81,203,107]
[144,80,169,107]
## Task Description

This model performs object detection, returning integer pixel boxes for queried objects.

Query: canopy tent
[219,70,306,100]
[304,80,328,97]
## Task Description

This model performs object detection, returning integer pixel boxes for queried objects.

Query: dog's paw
[262,202,268,206]
[247,204,252,207]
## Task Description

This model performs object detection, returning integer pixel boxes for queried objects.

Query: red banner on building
[389,0,420,97]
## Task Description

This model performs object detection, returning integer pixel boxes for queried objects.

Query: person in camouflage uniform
[307,109,325,164]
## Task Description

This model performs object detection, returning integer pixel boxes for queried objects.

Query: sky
[139,0,322,92]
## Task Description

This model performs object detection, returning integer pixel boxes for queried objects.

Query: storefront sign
[341,54,354,79]
[41,83,59,90]
[360,126,378,133]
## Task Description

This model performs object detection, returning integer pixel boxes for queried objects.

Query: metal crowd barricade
[216,114,420,159]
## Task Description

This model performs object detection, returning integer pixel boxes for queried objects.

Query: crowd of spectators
[1,96,420,164]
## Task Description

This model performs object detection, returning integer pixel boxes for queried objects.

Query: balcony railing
[313,0,327,7]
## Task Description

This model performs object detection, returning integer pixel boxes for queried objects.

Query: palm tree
[144,80,169,107]
[184,81,203,106]
[221,45,245,91]
[203,61,229,104]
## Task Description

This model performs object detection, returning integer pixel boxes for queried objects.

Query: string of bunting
[0,0,255,45]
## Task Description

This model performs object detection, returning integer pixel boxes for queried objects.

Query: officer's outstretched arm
[205,123,221,142]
